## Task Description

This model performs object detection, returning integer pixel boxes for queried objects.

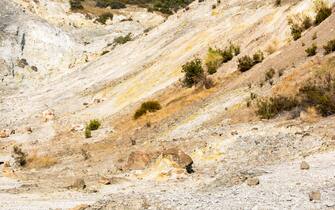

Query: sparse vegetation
[96,13,114,24]
[134,101,161,119]
[275,0,281,7]
[85,127,92,138]
[12,145,27,167]
[256,96,299,119]
[114,33,132,44]
[302,16,312,30]
[238,50,264,72]
[27,154,57,169]
[95,0,126,9]
[70,0,84,10]
[323,39,335,54]
[305,43,317,56]
[252,50,264,64]
[314,0,332,25]
[256,69,335,119]
[299,73,335,116]
[290,23,302,40]
[238,55,254,72]
[265,68,275,81]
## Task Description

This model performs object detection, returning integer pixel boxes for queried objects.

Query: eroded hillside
[1,0,335,209]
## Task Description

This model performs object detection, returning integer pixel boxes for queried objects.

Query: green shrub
[305,43,317,56]
[205,48,222,75]
[206,61,219,75]
[134,101,161,119]
[96,13,114,24]
[220,43,240,63]
[290,23,302,40]
[314,6,331,25]
[87,119,101,130]
[182,58,204,87]
[265,68,275,81]
[238,50,264,72]
[238,55,254,72]
[252,50,264,64]
[114,33,132,44]
[323,39,335,54]
[95,0,126,9]
[70,0,83,10]
[85,127,92,138]
[256,96,298,119]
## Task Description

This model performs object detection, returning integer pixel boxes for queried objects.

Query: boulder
[162,148,193,168]
[126,151,152,170]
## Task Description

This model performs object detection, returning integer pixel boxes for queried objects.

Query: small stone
[300,161,310,170]
[26,127,32,133]
[309,191,321,201]
[42,109,55,122]
[31,66,38,72]
[98,177,111,185]
[247,177,260,186]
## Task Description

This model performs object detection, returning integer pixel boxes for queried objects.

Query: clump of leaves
[256,96,299,119]
[114,33,132,44]
[12,145,27,166]
[134,101,161,119]
[87,119,101,130]
[96,13,114,24]
[305,43,317,56]
[323,39,335,55]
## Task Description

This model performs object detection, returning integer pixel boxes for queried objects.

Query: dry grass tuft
[27,152,58,169]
